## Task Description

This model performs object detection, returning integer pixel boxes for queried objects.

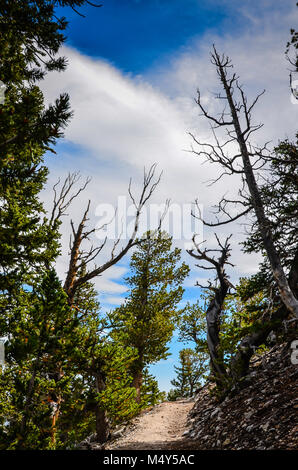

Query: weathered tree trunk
[95,407,110,444]
[61,165,162,307]
[215,49,298,319]
[132,370,143,404]
[20,369,37,438]
[206,288,229,383]
[48,367,63,447]
[95,371,110,443]
[187,235,233,389]
[288,249,298,295]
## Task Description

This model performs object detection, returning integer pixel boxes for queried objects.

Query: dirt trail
[105,400,195,451]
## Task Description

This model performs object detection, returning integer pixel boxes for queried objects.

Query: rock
[263,399,274,408]
[210,407,221,418]
[171,342,297,450]
[111,427,125,439]
[246,425,254,432]
[244,411,254,420]
[260,422,270,432]
[90,443,104,450]
[249,371,257,377]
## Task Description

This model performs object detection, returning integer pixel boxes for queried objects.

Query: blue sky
[43,0,298,392]
[58,0,226,73]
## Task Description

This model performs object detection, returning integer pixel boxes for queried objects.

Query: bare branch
[187,230,235,381]
[195,89,234,127]
[64,164,163,305]
[50,172,91,227]
[190,44,298,318]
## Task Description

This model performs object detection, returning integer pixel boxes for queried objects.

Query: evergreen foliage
[169,348,206,399]
[111,231,189,402]
[140,368,166,408]
[178,298,209,355]
[0,270,73,449]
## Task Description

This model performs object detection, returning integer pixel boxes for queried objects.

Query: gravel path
[105,400,195,450]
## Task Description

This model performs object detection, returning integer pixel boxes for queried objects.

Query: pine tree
[140,368,165,408]
[58,272,139,445]
[0,269,73,449]
[178,298,209,355]
[111,231,189,403]
[170,348,206,398]
[0,1,102,449]
[0,1,76,292]
[0,0,99,321]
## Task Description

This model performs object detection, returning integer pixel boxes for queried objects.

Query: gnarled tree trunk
[95,370,110,443]
[206,287,229,383]
[188,235,233,388]
[132,370,143,404]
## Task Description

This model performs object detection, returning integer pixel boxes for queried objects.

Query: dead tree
[47,165,163,442]
[49,165,163,306]
[187,234,234,387]
[190,46,298,319]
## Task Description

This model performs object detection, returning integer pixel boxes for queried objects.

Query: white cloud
[103,295,127,306]
[42,49,191,175]
[93,265,128,294]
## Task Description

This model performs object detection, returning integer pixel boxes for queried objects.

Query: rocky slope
[184,341,298,450]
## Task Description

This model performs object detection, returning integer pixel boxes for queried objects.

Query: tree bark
[95,407,110,444]
[95,371,110,443]
[187,235,233,388]
[132,370,143,404]
[206,287,229,383]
